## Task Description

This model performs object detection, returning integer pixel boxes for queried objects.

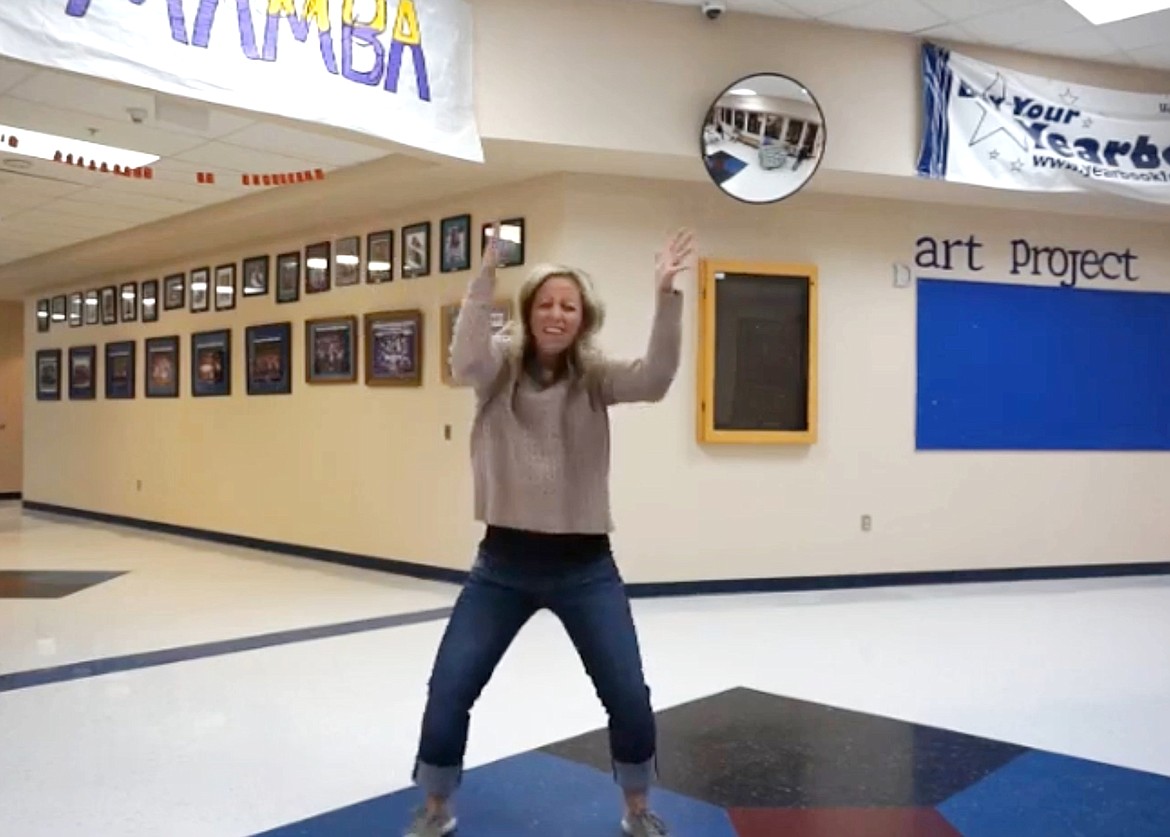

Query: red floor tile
[728,807,963,837]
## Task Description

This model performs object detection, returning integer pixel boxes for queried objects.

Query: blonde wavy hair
[494,263,608,396]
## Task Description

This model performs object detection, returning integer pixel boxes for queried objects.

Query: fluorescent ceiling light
[0,122,158,170]
[1061,0,1170,24]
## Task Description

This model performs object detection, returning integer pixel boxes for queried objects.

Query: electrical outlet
[443,424,452,441]
[861,514,872,532]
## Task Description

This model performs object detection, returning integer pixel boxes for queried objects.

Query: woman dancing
[405,225,694,837]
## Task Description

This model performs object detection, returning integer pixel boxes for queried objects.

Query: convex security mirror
[700,72,826,204]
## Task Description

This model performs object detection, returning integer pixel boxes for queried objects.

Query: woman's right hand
[482,221,503,273]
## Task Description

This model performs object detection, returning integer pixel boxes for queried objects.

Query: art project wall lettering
[914,235,1140,288]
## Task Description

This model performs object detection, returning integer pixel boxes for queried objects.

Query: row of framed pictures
[34,216,528,332]
[35,308,438,401]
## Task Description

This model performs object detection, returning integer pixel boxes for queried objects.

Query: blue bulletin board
[916,277,1170,451]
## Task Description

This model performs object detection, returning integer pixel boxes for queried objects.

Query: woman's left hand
[656,228,695,293]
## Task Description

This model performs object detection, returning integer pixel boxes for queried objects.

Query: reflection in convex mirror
[700,73,826,204]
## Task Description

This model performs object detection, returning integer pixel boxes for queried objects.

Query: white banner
[917,42,1170,204]
[0,0,482,163]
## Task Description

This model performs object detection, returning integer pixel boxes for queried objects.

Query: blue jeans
[412,529,657,797]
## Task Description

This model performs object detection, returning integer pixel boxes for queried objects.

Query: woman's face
[529,275,584,358]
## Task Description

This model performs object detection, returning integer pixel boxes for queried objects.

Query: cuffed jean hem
[613,755,657,793]
[413,761,462,798]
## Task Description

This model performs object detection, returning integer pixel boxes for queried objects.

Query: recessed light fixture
[0,122,158,170]
[1061,0,1170,24]
[2,157,32,169]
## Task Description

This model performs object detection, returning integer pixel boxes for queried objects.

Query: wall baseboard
[21,500,466,586]
[20,500,1170,598]
[0,491,22,501]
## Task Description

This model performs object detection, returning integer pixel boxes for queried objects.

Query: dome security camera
[701,1,726,20]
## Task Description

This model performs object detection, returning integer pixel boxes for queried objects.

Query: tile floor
[2,502,1169,835]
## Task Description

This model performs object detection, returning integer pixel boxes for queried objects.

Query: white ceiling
[2,0,1169,294]
[0,56,396,270]
[644,0,1170,69]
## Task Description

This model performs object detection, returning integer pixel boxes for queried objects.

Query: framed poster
[105,340,136,399]
[242,255,269,297]
[51,295,66,325]
[120,282,138,322]
[100,286,117,324]
[306,316,358,384]
[68,345,96,400]
[482,217,526,267]
[191,329,231,397]
[84,290,99,325]
[440,299,512,385]
[366,229,393,283]
[68,292,83,327]
[214,263,236,310]
[145,335,180,398]
[276,251,300,304]
[36,348,61,401]
[246,321,292,395]
[142,279,159,322]
[335,236,360,286]
[36,299,49,332]
[364,309,423,386]
[190,267,210,313]
[440,214,471,273]
[163,273,185,310]
[305,241,331,294]
[401,222,430,278]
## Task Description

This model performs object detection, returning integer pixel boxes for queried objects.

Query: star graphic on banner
[988,149,1000,160]
[1059,87,1080,106]
[964,72,1030,152]
[1010,159,1024,173]
[1082,116,1094,128]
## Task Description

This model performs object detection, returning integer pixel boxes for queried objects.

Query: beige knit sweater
[450,268,684,534]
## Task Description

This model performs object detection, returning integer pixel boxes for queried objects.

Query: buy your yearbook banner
[0,0,482,163]
[917,42,1170,205]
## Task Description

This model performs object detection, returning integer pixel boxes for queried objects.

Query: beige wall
[23,173,1170,581]
[0,301,22,494]
[558,175,1170,581]
[23,177,565,566]
[474,0,1170,184]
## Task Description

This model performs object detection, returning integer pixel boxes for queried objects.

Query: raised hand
[655,228,695,293]
[482,221,504,274]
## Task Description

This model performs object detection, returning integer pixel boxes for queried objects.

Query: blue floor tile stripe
[0,606,452,694]
[938,749,1170,837]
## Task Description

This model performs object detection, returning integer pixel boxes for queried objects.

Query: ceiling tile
[0,96,208,158]
[733,0,811,17]
[218,122,388,167]
[1125,42,1170,69]
[781,0,866,17]
[1098,10,1170,51]
[917,0,1019,21]
[173,140,319,174]
[1015,24,1133,60]
[822,0,948,32]
[916,21,983,43]
[960,0,1093,45]
[5,67,255,141]
[0,58,36,96]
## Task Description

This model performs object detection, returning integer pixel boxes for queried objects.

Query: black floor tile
[0,570,125,599]
[540,686,1028,809]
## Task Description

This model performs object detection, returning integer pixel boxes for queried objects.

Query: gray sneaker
[403,806,457,837]
[622,810,670,836]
